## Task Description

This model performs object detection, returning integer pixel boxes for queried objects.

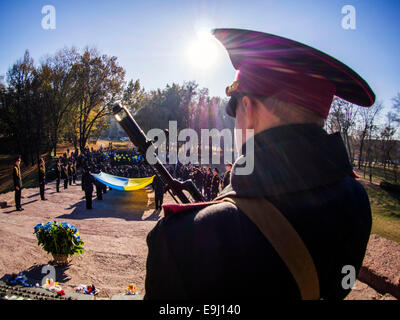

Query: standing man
[203,167,212,201]
[210,168,221,200]
[221,162,232,191]
[100,165,107,194]
[72,161,77,184]
[153,175,164,210]
[94,167,103,201]
[82,167,95,209]
[12,156,23,211]
[68,162,73,186]
[56,159,62,193]
[38,158,47,201]
[62,162,69,189]
[144,28,375,300]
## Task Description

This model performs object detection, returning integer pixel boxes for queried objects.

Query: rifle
[112,103,205,204]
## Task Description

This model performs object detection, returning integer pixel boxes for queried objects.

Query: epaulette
[162,201,223,218]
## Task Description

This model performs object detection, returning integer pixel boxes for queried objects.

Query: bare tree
[356,102,383,168]
[325,98,359,163]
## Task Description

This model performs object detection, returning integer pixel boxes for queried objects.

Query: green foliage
[0,47,126,162]
[34,221,84,256]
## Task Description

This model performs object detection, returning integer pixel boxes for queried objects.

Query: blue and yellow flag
[92,172,155,191]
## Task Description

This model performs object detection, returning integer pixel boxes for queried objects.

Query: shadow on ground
[57,188,162,222]
[1,263,70,285]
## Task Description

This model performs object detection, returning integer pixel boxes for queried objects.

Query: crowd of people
[171,162,232,201]
[11,146,233,211]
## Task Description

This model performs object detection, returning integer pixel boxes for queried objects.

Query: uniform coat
[82,171,95,209]
[145,124,371,300]
[221,170,231,191]
[38,165,46,200]
[210,174,221,200]
[153,175,165,210]
[56,164,62,192]
[13,165,22,210]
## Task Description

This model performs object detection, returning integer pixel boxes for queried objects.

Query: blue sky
[0,0,399,114]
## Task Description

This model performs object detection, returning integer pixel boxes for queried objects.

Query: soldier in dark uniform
[38,158,47,201]
[61,162,69,189]
[153,175,164,210]
[210,168,221,200]
[144,29,375,300]
[221,162,232,191]
[81,167,95,209]
[55,159,62,192]
[67,162,73,186]
[94,167,103,201]
[12,156,23,211]
[72,161,77,184]
[203,167,212,201]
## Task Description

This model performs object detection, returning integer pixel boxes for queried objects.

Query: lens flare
[186,28,219,69]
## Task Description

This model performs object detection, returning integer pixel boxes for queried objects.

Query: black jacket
[144,124,371,300]
[13,165,22,188]
[61,166,68,179]
[153,175,164,196]
[56,165,62,179]
[38,165,46,184]
[82,171,95,192]
[221,170,231,190]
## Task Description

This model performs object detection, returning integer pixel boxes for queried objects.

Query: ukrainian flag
[92,172,155,191]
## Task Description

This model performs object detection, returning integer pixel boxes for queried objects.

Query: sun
[186,29,219,70]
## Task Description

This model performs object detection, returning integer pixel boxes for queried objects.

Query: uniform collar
[217,124,352,199]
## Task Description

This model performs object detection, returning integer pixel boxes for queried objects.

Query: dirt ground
[0,181,160,298]
[0,181,398,300]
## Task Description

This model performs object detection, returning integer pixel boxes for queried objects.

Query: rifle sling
[222,196,320,300]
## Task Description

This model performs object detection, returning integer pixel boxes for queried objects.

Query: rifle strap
[222,196,320,300]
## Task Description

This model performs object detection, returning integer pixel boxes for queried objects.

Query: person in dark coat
[100,166,107,194]
[210,168,221,200]
[144,28,375,300]
[72,161,77,184]
[38,158,47,201]
[221,162,232,191]
[62,163,69,189]
[68,162,73,186]
[203,167,212,201]
[55,159,62,193]
[12,156,23,211]
[81,167,95,209]
[93,167,103,201]
[153,175,164,210]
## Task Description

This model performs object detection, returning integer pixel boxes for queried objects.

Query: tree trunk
[358,136,365,169]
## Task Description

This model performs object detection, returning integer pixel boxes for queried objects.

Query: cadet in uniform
[221,162,232,191]
[153,175,165,210]
[72,161,77,184]
[94,167,103,201]
[203,167,212,201]
[62,162,69,189]
[12,156,23,211]
[144,29,375,300]
[38,158,47,201]
[210,168,221,200]
[56,159,62,193]
[82,167,95,209]
[68,162,73,186]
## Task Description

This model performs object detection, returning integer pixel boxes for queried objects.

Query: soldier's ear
[241,95,255,129]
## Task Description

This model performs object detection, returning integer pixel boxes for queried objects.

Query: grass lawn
[360,181,400,243]
[355,164,399,185]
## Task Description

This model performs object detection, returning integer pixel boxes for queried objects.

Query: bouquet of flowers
[33,221,84,260]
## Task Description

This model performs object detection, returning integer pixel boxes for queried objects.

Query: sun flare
[186,29,219,69]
